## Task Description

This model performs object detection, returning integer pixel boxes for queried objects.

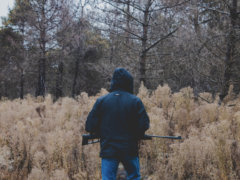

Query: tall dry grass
[0,85,239,180]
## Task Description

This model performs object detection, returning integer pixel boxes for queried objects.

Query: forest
[0,0,239,100]
[0,0,240,180]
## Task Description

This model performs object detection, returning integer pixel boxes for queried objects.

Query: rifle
[82,134,182,146]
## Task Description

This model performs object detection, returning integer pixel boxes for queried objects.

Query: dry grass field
[0,85,240,180]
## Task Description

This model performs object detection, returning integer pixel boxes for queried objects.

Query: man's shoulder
[96,93,109,102]
[120,91,142,103]
[97,91,141,102]
[127,93,140,101]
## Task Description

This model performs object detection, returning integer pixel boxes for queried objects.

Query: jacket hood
[110,68,134,94]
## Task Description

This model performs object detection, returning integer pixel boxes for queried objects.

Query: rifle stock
[82,134,182,146]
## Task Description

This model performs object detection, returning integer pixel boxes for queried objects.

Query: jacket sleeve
[136,99,150,136]
[85,98,102,134]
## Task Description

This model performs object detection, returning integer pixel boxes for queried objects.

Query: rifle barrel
[145,135,182,140]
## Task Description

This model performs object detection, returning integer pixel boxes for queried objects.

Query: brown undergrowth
[0,85,239,180]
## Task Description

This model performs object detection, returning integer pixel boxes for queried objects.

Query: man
[85,68,150,180]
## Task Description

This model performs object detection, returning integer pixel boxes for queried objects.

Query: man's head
[109,68,133,94]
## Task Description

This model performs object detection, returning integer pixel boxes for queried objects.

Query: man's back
[99,90,145,138]
[85,68,149,179]
[91,90,149,158]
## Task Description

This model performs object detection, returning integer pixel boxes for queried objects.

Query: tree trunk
[20,24,25,99]
[220,0,238,100]
[139,51,147,84]
[72,54,81,97]
[4,81,8,97]
[139,0,151,85]
[20,69,24,99]
[36,56,46,96]
[125,0,130,44]
[56,61,64,99]
[193,0,200,36]
[36,44,46,97]
[36,4,47,97]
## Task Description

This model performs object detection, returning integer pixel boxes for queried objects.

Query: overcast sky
[0,0,15,25]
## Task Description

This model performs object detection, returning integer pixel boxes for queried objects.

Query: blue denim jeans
[101,156,141,180]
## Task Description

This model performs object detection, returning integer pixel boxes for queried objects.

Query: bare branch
[143,27,178,54]
[102,0,145,26]
[199,6,230,15]
[221,0,231,10]
[148,0,190,12]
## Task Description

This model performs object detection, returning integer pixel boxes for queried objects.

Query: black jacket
[85,68,149,158]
